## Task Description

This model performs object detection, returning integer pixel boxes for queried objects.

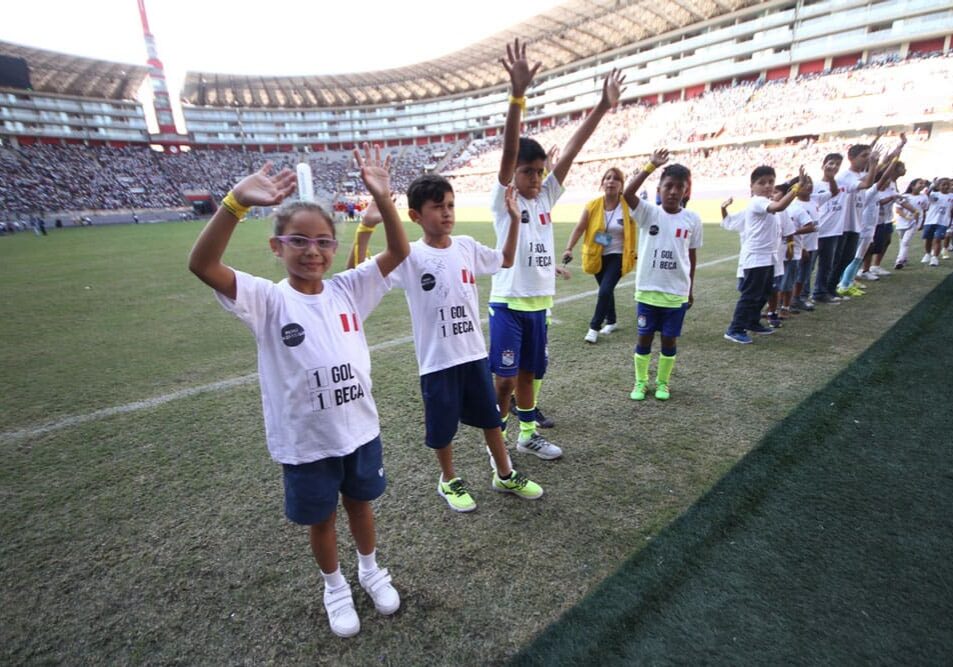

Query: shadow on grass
[511,273,953,666]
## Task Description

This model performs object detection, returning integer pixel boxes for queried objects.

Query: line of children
[722,165,808,344]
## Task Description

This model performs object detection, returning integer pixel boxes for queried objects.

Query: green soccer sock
[532,378,543,407]
[634,353,650,384]
[657,354,676,385]
[517,407,536,441]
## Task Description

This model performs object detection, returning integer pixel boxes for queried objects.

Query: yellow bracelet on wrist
[356,223,376,234]
[509,95,526,111]
[642,163,657,175]
[790,184,801,196]
[221,191,251,221]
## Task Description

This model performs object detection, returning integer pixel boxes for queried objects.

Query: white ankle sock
[321,567,346,589]
[357,549,377,575]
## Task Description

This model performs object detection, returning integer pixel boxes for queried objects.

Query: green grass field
[2,216,951,665]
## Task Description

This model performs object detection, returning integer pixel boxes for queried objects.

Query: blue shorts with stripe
[488,303,548,377]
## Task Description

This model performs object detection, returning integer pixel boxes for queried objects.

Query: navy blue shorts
[780,259,798,292]
[281,436,385,525]
[488,303,548,377]
[420,358,501,448]
[922,224,948,240]
[636,301,688,338]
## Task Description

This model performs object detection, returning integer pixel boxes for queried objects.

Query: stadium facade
[0,0,950,152]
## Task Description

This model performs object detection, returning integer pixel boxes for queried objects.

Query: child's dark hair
[750,165,776,183]
[273,201,335,237]
[904,178,922,194]
[774,181,792,196]
[660,163,690,183]
[823,152,843,164]
[407,174,454,212]
[517,137,547,164]
[847,144,870,159]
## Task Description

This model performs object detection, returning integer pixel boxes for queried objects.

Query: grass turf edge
[509,271,953,666]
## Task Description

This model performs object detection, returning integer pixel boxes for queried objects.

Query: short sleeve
[214,269,274,339]
[749,196,770,215]
[490,181,508,228]
[689,212,703,249]
[632,200,659,229]
[468,237,504,276]
[539,172,565,210]
[332,259,393,320]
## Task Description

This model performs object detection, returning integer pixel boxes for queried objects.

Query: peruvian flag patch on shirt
[538,212,551,225]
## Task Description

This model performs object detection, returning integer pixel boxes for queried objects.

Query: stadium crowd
[1,51,950,218]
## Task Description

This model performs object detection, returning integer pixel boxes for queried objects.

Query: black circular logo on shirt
[520,209,530,224]
[281,323,305,347]
[420,273,436,291]
[649,224,660,236]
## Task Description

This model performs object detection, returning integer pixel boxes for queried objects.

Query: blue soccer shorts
[420,358,501,448]
[488,303,548,378]
[636,301,688,338]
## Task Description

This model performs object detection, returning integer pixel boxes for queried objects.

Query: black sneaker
[535,407,555,429]
[510,396,554,428]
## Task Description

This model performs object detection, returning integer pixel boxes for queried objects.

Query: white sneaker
[516,432,563,460]
[584,329,598,344]
[942,251,951,260]
[599,323,618,335]
[324,582,360,637]
[930,255,940,267]
[921,253,931,264]
[857,271,878,281]
[359,567,400,615]
[871,265,891,276]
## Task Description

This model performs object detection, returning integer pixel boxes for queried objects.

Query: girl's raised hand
[354,143,392,198]
[232,161,297,206]
[600,68,626,110]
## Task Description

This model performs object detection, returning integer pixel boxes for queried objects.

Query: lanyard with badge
[595,207,618,246]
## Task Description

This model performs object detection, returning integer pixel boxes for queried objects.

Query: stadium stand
[1,0,951,218]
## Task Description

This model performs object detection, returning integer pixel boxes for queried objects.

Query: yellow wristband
[353,225,372,266]
[790,184,801,196]
[509,95,526,111]
[221,191,250,221]
[356,223,376,234]
[642,163,657,174]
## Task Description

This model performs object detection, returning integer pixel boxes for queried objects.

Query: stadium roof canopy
[182,0,759,108]
[0,41,148,101]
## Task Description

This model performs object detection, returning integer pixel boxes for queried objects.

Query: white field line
[2,254,737,443]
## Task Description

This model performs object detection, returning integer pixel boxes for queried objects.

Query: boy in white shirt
[723,165,808,344]
[489,39,623,459]
[788,176,819,311]
[384,174,543,512]
[621,149,701,400]
[922,178,953,266]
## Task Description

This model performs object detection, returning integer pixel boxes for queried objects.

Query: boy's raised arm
[188,161,296,300]
[354,143,409,278]
[498,39,541,187]
[552,68,625,186]
[767,167,808,213]
[623,148,669,209]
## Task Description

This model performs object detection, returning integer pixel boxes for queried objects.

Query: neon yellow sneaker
[847,285,865,297]
[655,383,671,401]
[630,381,647,401]
[835,286,852,297]
[492,470,543,499]
[437,477,476,513]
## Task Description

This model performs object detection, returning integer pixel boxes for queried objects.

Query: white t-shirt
[894,194,917,230]
[788,199,819,252]
[489,173,564,299]
[738,196,778,270]
[632,201,702,297]
[812,179,842,239]
[390,236,502,376]
[603,203,624,255]
[878,183,898,225]
[836,169,867,234]
[776,210,796,273]
[925,192,953,227]
[215,262,390,465]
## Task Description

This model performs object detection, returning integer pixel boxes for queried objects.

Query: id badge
[594,232,611,246]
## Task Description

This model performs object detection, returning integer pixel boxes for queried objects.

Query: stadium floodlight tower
[137,0,187,145]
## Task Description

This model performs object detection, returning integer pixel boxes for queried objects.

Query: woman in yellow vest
[562,167,637,343]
